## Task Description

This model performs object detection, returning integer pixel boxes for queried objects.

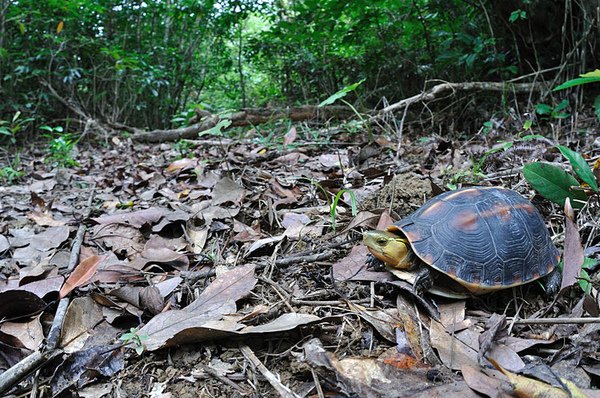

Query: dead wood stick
[239,345,301,398]
[46,186,96,350]
[374,81,543,117]
[0,350,63,395]
[509,317,600,325]
[131,105,355,143]
[182,250,335,283]
[0,188,96,395]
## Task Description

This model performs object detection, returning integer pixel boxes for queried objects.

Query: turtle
[363,186,561,297]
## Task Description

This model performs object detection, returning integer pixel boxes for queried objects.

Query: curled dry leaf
[60,255,107,298]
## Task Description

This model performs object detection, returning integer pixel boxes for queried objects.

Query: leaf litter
[0,120,599,397]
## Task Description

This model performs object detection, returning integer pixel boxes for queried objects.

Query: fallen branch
[374,81,544,117]
[130,105,356,143]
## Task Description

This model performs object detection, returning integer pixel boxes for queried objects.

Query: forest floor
[1,108,599,397]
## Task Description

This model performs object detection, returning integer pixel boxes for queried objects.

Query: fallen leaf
[562,197,584,290]
[59,297,104,353]
[0,316,44,351]
[60,255,107,298]
[140,264,257,350]
[50,344,124,396]
[30,225,70,251]
[0,235,9,252]
[429,319,478,370]
[283,126,297,147]
[211,176,246,206]
[331,245,392,282]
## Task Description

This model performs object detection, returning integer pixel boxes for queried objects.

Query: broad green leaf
[554,99,569,112]
[319,79,365,107]
[594,94,600,122]
[534,103,552,115]
[521,134,544,140]
[578,269,591,294]
[554,76,600,91]
[198,119,231,137]
[582,257,597,270]
[523,162,588,208]
[580,69,600,78]
[557,145,598,191]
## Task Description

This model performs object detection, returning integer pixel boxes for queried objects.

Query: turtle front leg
[366,253,386,271]
[412,263,433,296]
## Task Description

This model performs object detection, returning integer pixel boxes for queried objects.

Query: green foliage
[173,140,194,159]
[0,154,24,185]
[319,80,365,107]
[41,126,79,168]
[554,70,600,122]
[578,257,598,294]
[330,189,358,232]
[523,146,598,208]
[509,10,527,23]
[119,327,149,355]
[0,112,34,145]
[534,99,570,120]
[556,145,598,191]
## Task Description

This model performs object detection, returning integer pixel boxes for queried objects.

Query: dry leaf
[60,255,107,298]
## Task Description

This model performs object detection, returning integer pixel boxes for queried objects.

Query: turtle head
[363,230,413,270]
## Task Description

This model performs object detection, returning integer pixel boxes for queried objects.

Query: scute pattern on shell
[395,187,559,289]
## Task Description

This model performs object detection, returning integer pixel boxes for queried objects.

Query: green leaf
[521,134,545,140]
[557,145,598,191]
[578,269,591,294]
[594,94,600,122]
[522,119,532,130]
[582,257,598,270]
[318,79,365,107]
[534,103,552,115]
[522,162,588,208]
[580,69,600,78]
[554,76,600,91]
[554,99,569,112]
[198,119,232,137]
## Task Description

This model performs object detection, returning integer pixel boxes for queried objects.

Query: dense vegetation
[0,0,598,137]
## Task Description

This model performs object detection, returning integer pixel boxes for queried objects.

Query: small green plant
[41,125,80,167]
[173,139,194,158]
[534,99,570,120]
[554,69,600,121]
[578,257,597,294]
[523,145,598,208]
[509,9,527,22]
[0,111,34,145]
[119,327,149,355]
[306,179,358,231]
[330,189,358,231]
[0,154,24,184]
[318,80,371,141]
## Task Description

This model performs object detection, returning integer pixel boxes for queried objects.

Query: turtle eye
[376,238,388,246]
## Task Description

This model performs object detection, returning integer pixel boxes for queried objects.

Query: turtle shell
[386,187,560,293]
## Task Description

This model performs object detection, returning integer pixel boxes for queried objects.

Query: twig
[182,249,338,283]
[373,81,543,117]
[0,350,62,395]
[46,186,96,350]
[0,188,96,395]
[239,345,301,398]
[197,364,250,394]
[510,317,600,325]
